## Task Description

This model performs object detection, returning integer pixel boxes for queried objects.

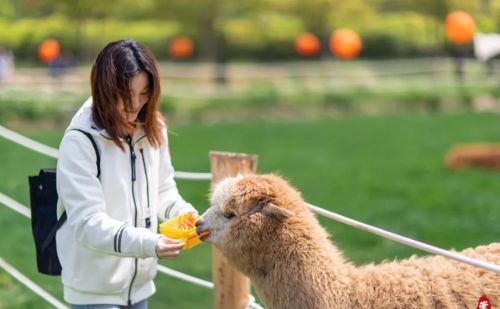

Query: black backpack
[28,129,100,276]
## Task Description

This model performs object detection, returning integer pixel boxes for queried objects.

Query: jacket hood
[67,97,145,141]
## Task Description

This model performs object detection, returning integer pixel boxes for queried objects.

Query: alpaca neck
[244,224,352,309]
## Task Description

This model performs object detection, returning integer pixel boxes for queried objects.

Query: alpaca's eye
[223,212,235,219]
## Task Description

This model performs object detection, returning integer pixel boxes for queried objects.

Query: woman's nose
[131,96,142,110]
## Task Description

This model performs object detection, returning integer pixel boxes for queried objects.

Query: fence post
[209,151,258,309]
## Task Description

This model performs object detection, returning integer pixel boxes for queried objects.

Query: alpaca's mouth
[195,218,211,242]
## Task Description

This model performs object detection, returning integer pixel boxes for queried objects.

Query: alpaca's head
[196,174,307,257]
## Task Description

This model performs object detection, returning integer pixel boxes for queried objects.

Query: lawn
[1,112,499,308]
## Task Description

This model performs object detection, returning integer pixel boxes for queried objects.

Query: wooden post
[210,151,258,309]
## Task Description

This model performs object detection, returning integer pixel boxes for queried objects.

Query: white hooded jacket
[56,98,196,305]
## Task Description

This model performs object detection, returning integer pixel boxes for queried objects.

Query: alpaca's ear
[261,203,293,220]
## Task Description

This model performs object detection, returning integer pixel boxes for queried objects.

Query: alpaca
[445,144,500,170]
[196,174,500,309]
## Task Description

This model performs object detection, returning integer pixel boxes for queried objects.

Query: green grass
[1,112,500,308]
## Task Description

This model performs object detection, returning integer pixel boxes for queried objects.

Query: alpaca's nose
[195,217,204,228]
[195,218,209,239]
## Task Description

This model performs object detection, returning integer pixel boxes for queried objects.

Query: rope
[4,191,498,306]
[174,171,212,181]
[0,148,499,275]
[246,295,265,309]
[0,125,59,158]
[157,264,265,308]
[155,57,492,80]
[0,192,30,218]
[0,125,212,181]
[1,183,499,275]
[153,266,266,308]
[0,124,498,306]
[0,257,68,309]
[6,58,462,81]
[0,194,218,290]
[307,203,500,274]
[157,265,213,289]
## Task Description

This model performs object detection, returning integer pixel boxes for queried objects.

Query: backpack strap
[41,211,67,251]
[42,129,101,251]
[72,129,101,178]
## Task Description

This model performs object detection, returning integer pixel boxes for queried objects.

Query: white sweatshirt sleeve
[57,131,159,259]
[157,129,197,222]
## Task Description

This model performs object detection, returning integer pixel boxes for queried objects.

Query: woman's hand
[155,235,184,259]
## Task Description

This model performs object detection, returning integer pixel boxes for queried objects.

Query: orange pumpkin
[329,29,362,59]
[444,11,475,45]
[168,36,193,59]
[38,39,60,63]
[295,32,321,57]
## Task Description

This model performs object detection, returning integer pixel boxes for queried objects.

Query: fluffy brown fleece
[445,144,500,170]
[200,174,500,309]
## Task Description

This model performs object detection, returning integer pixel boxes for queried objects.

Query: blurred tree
[420,0,450,52]
[0,0,14,19]
[21,0,121,18]
[329,0,378,30]
[20,0,129,58]
[151,0,224,61]
[152,0,233,84]
[289,0,335,57]
[3,0,499,61]
[382,0,450,52]
[480,0,491,15]
[389,0,450,21]
[118,0,155,20]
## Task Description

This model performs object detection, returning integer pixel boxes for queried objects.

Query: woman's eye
[223,212,235,219]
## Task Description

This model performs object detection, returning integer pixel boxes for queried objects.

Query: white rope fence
[157,264,213,289]
[0,257,68,309]
[0,123,499,308]
[174,171,212,181]
[307,203,500,274]
[1,124,499,273]
[11,57,483,81]
[0,125,212,181]
[0,194,218,289]
[0,125,59,158]
[0,192,31,218]
[156,265,263,309]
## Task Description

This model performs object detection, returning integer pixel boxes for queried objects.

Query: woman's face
[118,71,150,123]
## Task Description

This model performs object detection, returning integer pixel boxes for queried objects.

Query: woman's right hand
[155,235,185,259]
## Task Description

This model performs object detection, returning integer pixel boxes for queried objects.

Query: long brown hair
[91,39,164,150]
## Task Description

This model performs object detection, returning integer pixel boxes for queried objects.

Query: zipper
[126,135,138,306]
[128,259,138,307]
[140,148,151,228]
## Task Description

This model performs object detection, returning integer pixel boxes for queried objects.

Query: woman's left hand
[155,235,185,259]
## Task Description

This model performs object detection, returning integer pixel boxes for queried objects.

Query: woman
[56,39,197,308]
